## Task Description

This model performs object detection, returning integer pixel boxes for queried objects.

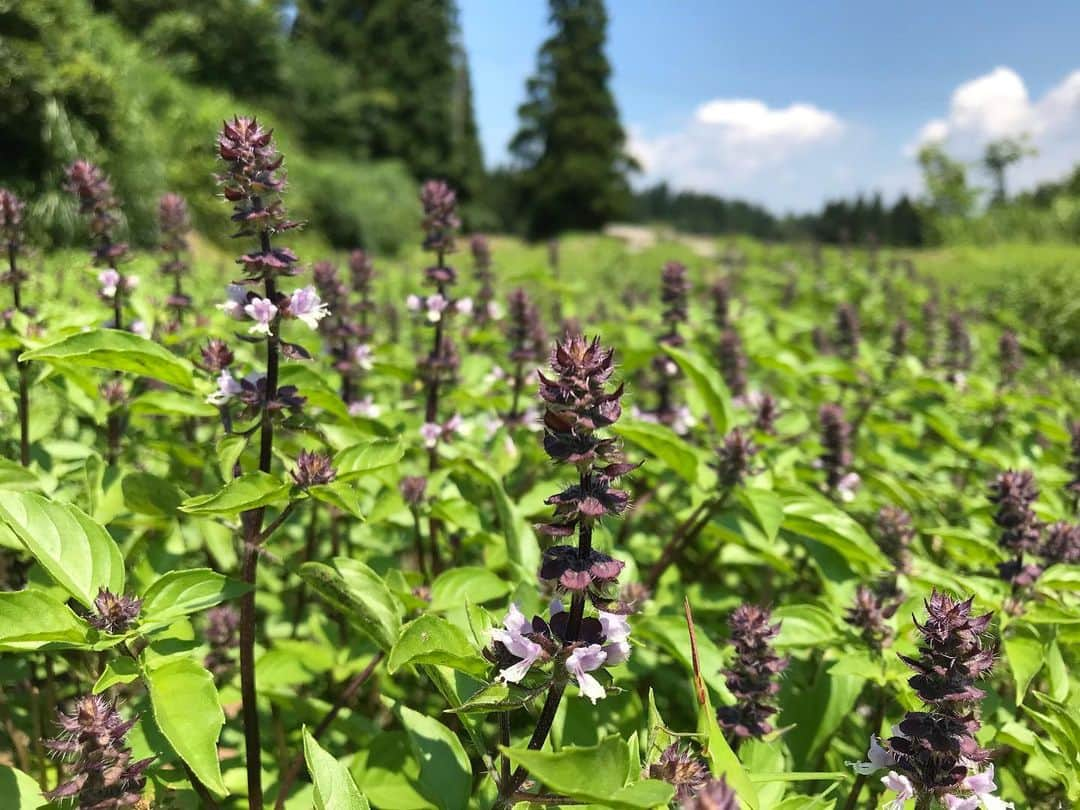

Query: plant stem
[643,496,724,592]
[8,245,29,466]
[496,470,593,805]
[239,222,280,810]
[273,652,383,809]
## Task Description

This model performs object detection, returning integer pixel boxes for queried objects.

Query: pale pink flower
[881,772,915,810]
[566,645,608,704]
[353,343,374,371]
[98,269,120,298]
[207,370,242,405]
[406,294,422,312]
[491,604,543,684]
[245,296,277,335]
[288,286,330,330]
[218,284,248,320]
[348,395,381,419]
[848,735,895,775]
[425,294,448,323]
[455,297,473,315]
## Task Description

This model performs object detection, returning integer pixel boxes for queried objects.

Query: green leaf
[122,472,185,518]
[446,681,546,714]
[334,438,405,480]
[299,560,402,652]
[697,686,759,809]
[662,343,732,435]
[310,481,365,520]
[460,457,537,573]
[781,496,889,573]
[738,488,784,542]
[144,657,228,796]
[0,764,47,808]
[0,491,124,608]
[130,390,218,418]
[179,472,290,518]
[615,420,699,484]
[0,589,90,646]
[93,657,140,693]
[502,736,675,810]
[772,604,841,649]
[21,329,195,390]
[139,569,250,631]
[303,726,370,810]
[394,703,472,810]
[388,615,487,676]
[1004,624,1044,700]
[429,566,511,612]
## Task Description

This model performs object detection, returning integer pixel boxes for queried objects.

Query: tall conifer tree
[510,0,636,237]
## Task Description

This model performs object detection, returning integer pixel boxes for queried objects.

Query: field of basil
[0,118,1078,810]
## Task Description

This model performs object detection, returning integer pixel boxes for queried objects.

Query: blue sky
[458,0,1080,213]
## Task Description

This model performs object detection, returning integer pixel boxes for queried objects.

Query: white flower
[455,297,473,316]
[288,286,330,330]
[848,735,895,775]
[353,343,374,371]
[837,471,861,502]
[486,301,503,320]
[207,370,242,405]
[881,772,915,810]
[98,269,120,299]
[943,766,1014,810]
[130,320,149,338]
[348,395,381,418]
[671,406,695,436]
[420,422,442,449]
[218,284,248,320]
[598,610,632,665]
[124,274,139,290]
[245,296,277,335]
[426,294,448,323]
[490,604,543,684]
[406,294,422,312]
[566,645,608,704]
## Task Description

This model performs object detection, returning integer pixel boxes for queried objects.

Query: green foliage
[510,0,636,237]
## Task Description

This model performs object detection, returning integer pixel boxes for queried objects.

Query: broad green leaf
[1003,624,1044,700]
[93,657,140,693]
[21,329,195,390]
[303,727,370,810]
[429,566,511,612]
[663,343,732,435]
[179,472,290,518]
[0,589,90,646]
[461,457,537,573]
[144,657,228,796]
[781,496,888,573]
[130,390,218,418]
[334,439,405,479]
[0,764,47,808]
[300,560,401,652]
[697,687,759,808]
[388,615,487,676]
[738,488,784,542]
[310,481,366,520]
[502,736,676,810]
[395,703,472,810]
[122,472,185,518]
[615,420,699,484]
[447,681,546,714]
[0,491,124,607]
[772,604,841,648]
[139,569,250,631]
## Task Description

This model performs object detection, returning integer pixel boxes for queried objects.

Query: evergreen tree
[292,0,485,201]
[510,0,636,237]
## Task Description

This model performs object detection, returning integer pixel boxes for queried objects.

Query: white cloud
[909,66,1080,187]
[629,97,846,209]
